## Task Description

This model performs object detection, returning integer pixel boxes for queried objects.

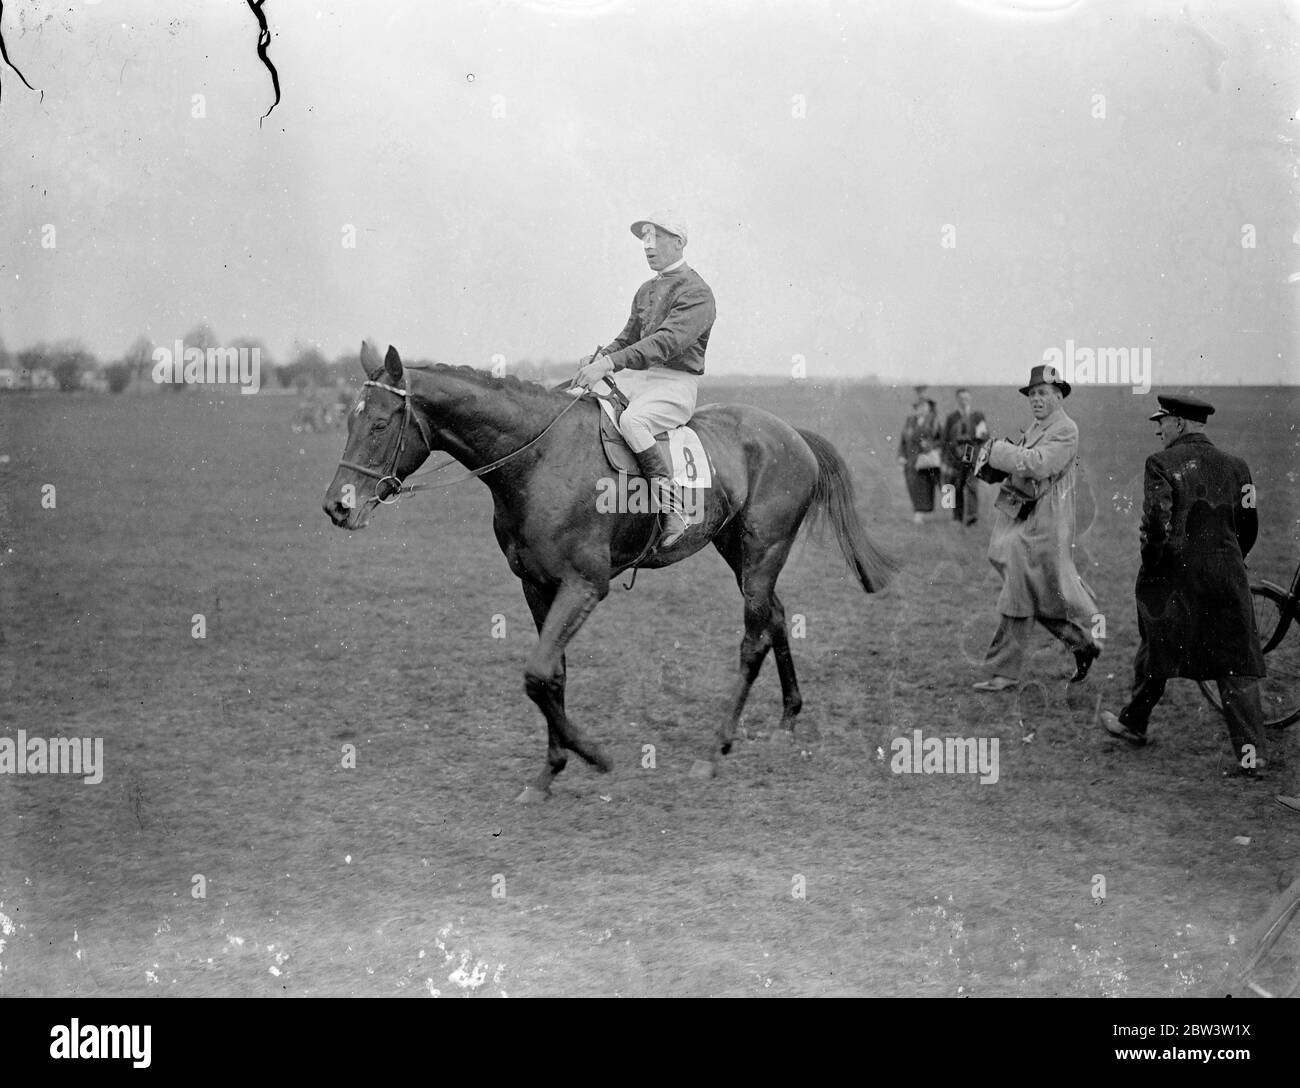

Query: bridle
[334,362,707,589]
[336,375,586,506]
[337,379,435,505]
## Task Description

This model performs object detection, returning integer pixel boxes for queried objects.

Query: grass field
[2,379,1298,996]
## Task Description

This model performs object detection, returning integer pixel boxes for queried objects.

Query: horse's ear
[384,345,403,383]
[359,341,383,380]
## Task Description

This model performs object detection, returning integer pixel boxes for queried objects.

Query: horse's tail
[798,429,899,593]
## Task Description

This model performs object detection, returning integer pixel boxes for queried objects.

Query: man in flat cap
[1101,394,1268,775]
[574,212,716,547]
[973,364,1102,692]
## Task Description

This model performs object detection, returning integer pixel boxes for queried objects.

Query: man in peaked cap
[1100,393,1270,779]
[574,212,716,548]
[972,364,1103,693]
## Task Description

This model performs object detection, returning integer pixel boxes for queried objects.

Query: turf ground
[1,380,1297,996]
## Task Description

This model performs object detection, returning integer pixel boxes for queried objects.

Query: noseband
[336,380,433,504]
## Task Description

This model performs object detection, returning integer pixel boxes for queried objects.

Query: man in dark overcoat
[1100,394,1266,773]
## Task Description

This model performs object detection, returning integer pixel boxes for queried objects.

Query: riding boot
[632,444,689,548]
[654,477,690,547]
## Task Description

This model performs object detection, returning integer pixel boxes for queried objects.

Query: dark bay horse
[323,342,896,800]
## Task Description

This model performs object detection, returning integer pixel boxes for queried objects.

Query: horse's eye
[373,419,388,431]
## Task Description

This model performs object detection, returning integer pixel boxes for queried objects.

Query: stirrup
[654,478,689,547]
[659,511,688,548]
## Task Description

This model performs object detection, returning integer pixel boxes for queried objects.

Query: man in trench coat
[973,365,1102,692]
[1100,394,1267,774]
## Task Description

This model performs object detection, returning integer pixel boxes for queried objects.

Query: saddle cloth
[586,379,713,488]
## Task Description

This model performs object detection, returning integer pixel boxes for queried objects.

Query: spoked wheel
[1199,585,1300,729]
[1235,874,1300,998]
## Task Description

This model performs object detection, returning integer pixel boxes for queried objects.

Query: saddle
[566,376,713,485]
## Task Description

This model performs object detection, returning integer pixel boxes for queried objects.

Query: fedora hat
[1019,363,1071,398]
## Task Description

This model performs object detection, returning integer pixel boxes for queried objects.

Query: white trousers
[615,367,699,452]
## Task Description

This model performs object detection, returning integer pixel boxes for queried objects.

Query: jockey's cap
[630,212,688,245]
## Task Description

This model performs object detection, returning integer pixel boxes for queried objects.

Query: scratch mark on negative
[246,0,281,125]
[0,0,40,106]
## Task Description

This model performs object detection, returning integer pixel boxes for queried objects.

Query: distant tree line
[0,328,573,393]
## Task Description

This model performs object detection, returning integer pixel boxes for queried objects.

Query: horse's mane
[404,362,572,405]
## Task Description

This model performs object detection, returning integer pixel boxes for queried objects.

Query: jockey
[574,212,716,547]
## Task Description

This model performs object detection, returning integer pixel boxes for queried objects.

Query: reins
[337,357,667,590]
[337,375,586,501]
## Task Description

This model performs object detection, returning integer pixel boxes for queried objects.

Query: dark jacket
[942,408,986,470]
[898,407,941,464]
[605,265,715,375]
[1134,432,1263,679]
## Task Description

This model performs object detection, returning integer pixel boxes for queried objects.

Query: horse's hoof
[689,760,716,779]
[719,740,733,756]
[514,785,549,804]
[576,743,613,773]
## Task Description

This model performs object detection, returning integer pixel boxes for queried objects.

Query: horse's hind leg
[517,577,612,802]
[768,590,804,735]
[713,526,799,756]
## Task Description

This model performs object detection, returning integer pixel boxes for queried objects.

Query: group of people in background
[896,385,986,526]
[894,370,1295,809]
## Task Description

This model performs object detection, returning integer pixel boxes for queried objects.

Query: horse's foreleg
[519,580,567,800]
[518,577,611,800]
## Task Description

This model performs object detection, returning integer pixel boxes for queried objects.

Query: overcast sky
[2,0,1297,383]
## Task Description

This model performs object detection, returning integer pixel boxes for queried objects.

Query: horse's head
[322,342,433,529]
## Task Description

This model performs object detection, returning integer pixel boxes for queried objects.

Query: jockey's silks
[604,264,716,376]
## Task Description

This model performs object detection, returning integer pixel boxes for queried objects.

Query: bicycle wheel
[1257,588,1300,728]
[1235,874,1300,998]
[1198,585,1300,729]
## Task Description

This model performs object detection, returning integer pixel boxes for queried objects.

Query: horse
[323,342,896,801]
